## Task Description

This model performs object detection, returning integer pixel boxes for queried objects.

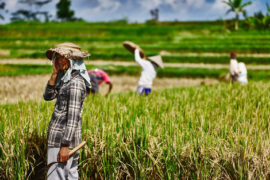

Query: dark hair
[150,61,158,71]
[230,52,237,59]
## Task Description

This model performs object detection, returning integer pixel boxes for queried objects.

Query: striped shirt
[43,71,87,148]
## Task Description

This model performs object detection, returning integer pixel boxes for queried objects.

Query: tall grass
[1,82,270,179]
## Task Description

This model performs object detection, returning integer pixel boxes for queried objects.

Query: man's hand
[52,56,59,74]
[58,146,69,163]
[48,57,59,86]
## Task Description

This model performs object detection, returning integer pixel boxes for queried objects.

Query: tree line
[0,0,269,30]
[223,0,270,30]
[0,0,76,22]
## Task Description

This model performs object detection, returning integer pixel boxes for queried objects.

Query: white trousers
[47,147,79,180]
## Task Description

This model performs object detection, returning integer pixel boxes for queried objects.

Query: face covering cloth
[51,52,91,89]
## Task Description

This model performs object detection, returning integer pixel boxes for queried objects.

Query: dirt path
[0,74,218,104]
[1,59,270,70]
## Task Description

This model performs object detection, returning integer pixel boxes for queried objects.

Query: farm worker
[43,42,91,180]
[134,48,164,95]
[87,68,113,95]
[237,62,248,84]
[123,41,164,95]
[229,52,240,83]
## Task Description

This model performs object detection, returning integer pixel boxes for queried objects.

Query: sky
[1,0,269,23]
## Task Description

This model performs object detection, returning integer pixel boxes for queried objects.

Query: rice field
[1,21,270,179]
[2,64,270,81]
[0,21,270,64]
[1,82,270,179]
[0,74,217,104]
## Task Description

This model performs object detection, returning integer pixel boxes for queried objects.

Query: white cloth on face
[52,52,91,89]
[238,62,248,84]
[230,59,240,76]
[47,147,79,180]
[135,49,157,88]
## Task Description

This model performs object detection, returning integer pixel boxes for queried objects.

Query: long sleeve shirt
[135,49,157,88]
[230,59,240,76]
[43,71,87,148]
[238,62,248,84]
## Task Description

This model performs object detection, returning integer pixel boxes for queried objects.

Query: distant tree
[222,0,252,30]
[150,8,159,21]
[245,11,270,30]
[0,1,5,20]
[56,0,74,21]
[11,0,52,21]
[11,9,37,21]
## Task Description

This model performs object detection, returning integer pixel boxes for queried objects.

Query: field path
[1,59,270,70]
[0,74,218,104]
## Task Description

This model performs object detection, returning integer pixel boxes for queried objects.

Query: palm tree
[223,0,252,30]
[266,3,270,15]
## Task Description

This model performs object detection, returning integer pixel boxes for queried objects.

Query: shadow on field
[25,134,47,180]
[1,133,269,179]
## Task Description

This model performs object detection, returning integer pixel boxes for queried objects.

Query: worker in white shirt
[237,62,248,84]
[229,52,240,83]
[123,41,164,95]
[134,49,164,95]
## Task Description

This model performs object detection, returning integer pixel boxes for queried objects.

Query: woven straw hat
[123,41,164,69]
[148,55,164,69]
[46,42,90,60]
[123,41,146,59]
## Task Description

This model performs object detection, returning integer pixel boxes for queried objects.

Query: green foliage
[0,22,269,63]
[266,3,270,15]
[246,12,270,30]
[56,0,74,21]
[222,0,252,30]
[1,83,270,179]
[1,64,270,81]
[163,56,270,64]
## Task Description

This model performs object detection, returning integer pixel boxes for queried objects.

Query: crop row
[5,49,270,64]
[1,64,270,80]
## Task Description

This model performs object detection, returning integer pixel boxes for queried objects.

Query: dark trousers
[231,74,238,83]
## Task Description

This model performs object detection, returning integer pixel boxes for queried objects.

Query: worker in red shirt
[88,69,113,95]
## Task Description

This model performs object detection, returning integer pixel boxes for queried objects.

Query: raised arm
[43,58,59,101]
[135,49,147,68]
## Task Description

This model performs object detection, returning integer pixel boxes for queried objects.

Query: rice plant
[1,82,270,179]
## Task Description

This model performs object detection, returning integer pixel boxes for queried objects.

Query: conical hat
[123,41,146,59]
[148,55,164,69]
[46,42,90,60]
